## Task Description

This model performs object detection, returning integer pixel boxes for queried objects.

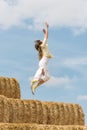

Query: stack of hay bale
[0,76,86,130]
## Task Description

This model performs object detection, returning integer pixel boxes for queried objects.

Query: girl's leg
[32,75,50,94]
[38,78,45,86]
[30,79,38,94]
[32,79,45,94]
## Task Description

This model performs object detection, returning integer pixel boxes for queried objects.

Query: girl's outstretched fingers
[45,22,49,28]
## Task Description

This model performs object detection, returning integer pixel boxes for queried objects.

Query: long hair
[34,40,43,60]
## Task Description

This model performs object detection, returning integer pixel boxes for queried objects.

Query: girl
[31,22,53,94]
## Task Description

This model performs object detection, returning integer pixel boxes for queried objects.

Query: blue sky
[0,0,87,125]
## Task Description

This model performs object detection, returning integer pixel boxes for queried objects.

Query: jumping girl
[30,22,53,94]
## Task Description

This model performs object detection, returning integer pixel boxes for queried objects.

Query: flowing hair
[34,40,43,60]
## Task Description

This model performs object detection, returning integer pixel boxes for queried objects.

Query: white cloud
[28,75,77,88]
[45,76,77,88]
[62,57,87,77]
[0,0,87,33]
[63,57,87,67]
[77,95,87,101]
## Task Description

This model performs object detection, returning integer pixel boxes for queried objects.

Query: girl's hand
[43,29,46,34]
[45,22,49,28]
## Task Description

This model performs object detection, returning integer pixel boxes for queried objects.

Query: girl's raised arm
[41,22,49,46]
[43,22,49,40]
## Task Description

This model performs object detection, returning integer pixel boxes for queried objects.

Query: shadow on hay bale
[0,77,21,99]
[0,96,85,125]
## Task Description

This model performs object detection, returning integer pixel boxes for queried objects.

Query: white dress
[34,56,50,81]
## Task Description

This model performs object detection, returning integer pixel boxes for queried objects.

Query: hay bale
[43,102,85,125]
[9,99,43,124]
[0,77,21,99]
[0,124,86,130]
[0,96,85,125]
[0,96,9,123]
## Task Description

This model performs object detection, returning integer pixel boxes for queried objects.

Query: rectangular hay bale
[0,77,21,99]
[0,96,85,125]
